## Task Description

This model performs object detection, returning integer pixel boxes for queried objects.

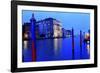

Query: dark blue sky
[22,10,90,35]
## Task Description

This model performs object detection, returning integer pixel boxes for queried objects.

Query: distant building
[36,18,62,38]
[53,19,62,38]
[36,18,53,38]
[62,28,72,38]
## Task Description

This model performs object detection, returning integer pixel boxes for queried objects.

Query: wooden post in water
[83,32,85,45]
[30,13,36,61]
[88,29,90,55]
[80,30,82,59]
[72,28,74,59]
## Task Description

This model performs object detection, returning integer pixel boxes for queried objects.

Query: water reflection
[36,37,89,61]
[54,38,62,56]
[36,38,63,61]
[36,39,54,61]
[23,36,90,62]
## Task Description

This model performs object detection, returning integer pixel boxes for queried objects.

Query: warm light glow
[24,33,28,38]
[24,41,28,49]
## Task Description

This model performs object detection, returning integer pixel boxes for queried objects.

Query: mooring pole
[80,30,82,59]
[30,13,36,61]
[88,29,90,55]
[72,28,74,59]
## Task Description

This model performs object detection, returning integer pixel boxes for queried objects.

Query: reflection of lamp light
[54,38,62,56]
[84,33,90,55]
[24,41,28,49]
[87,44,90,54]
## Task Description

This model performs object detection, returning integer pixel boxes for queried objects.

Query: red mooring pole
[30,14,36,61]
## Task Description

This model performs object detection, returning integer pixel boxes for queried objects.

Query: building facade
[62,28,72,38]
[36,18,62,38]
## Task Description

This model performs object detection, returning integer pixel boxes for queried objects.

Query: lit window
[24,33,28,38]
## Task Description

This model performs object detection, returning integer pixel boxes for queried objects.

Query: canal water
[23,35,90,62]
